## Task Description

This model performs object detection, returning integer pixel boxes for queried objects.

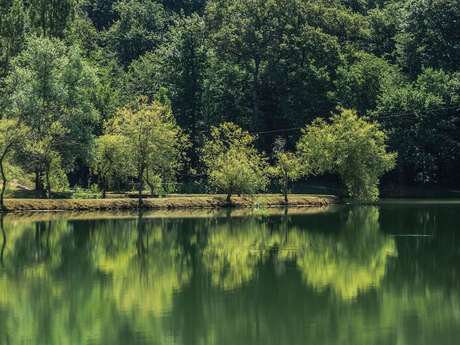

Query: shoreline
[2,195,337,212]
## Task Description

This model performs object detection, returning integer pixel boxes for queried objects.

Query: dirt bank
[2,194,337,212]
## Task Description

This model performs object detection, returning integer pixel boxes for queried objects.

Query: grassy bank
[2,194,336,212]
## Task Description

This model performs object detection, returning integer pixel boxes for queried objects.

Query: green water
[1,203,459,345]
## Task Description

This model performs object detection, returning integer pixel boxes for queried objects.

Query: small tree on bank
[202,122,268,202]
[0,119,28,209]
[297,109,396,202]
[92,134,130,198]
[108,97,188,207]
[269,138,302,204]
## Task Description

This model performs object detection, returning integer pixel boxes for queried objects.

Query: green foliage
[1,0,460,195]
[269,138,303,202]
[374,68,460,184]
[335,51,401,114]
[107,97,188,202]
[124,14,207,160]
[298,109,397,201]
[28,0,77,37]
[92,134,130,197]
[202,122,269,200]
[204,0,343,131]
[0,119,29,206]
[107,0,169,66]
[396,0,460,77]
[0,0,26,78]
[72,185,101,199]
[5,35,99,196]
[367,1,404,60]
[81,0,119,31]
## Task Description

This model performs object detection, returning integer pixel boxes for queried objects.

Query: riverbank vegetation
[1,0,459,207]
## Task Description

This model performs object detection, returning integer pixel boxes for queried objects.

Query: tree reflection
[1,214,5,266]
[3,208,459,345]
[280,207,397,300]
[202,217,280,290]
[95,212,191,317]
[201,207,396,300]
[0,214,192,344]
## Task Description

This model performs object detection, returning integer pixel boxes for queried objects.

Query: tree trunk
[226,193,232,204]
[45,167,51,199]
[283,175,289,204]
[283,181,288,205]
[147,181,155,197]
[252,58,260,121]
[145,170,155,197]
[138,168,144,209]
[0,152,7,210]
[35,170,45,198]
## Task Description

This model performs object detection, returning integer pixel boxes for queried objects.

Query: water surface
[1,203,459,345]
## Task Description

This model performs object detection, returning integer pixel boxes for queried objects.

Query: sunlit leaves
[107,97,189,198]
[202,122,269,199]
[297,109,397,201]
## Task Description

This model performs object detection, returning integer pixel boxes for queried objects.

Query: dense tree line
[1,0,459,201]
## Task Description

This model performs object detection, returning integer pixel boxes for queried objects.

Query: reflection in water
[281,207,397,300]
[203,218,278,290]
[95,214,191,316]
[1,214,5,266]
[203,207,396,300]
[0,205,459,345]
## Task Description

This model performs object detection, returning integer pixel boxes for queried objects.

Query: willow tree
[107,97,187,206]
[297,109,396,202]
[202,122,268,202]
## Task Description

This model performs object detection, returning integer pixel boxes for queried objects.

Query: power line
[247,105,460,136]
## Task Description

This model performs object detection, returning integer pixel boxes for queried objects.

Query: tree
[28,0,77,37]
[160,0,206,14]
[202,122,269,202]
[107,97,187,206]
[92,134,129,198]
[297,109,396,202]
[107,0,169,66]
[334,51,401,115]
[269,138,302,203]
[204,0,345,150]
[0,0,26,79]
[373,69,460,185]
[0,119,29,209]
[367,1,404,61]
[81,0,119,31]
[5,36,99,197]
[23,122,69,199]
[396,0,460,77]
[124,14,207,167]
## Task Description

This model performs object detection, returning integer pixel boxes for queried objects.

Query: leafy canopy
[202,122,268,199]
[107,97,188,197]
[297,109,396,201]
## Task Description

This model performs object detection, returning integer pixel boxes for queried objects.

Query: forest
[0,0,459,203]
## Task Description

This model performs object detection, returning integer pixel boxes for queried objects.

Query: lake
[1,202,459,345]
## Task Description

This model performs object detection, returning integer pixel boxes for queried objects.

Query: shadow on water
[0,204,459,345]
